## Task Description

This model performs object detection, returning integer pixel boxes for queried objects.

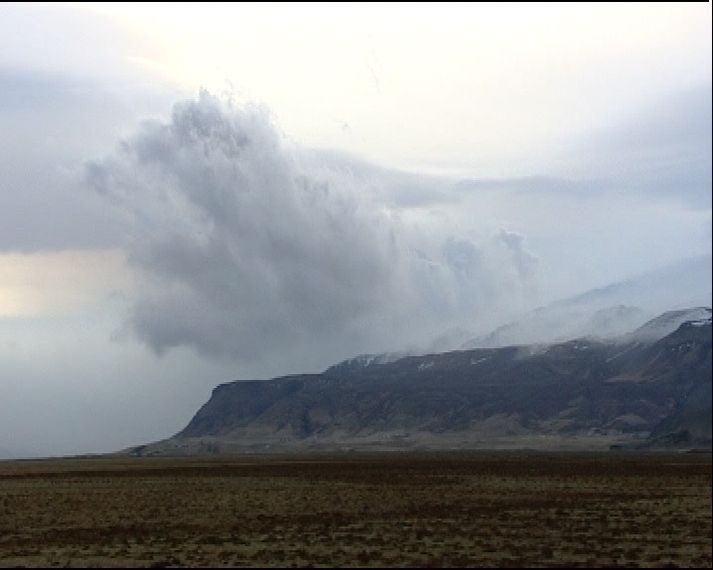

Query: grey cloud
[569,84,712,208]
[0,67,181,252]
[446,85,712,210]
[496,230,538,282]
[88,91,538,371]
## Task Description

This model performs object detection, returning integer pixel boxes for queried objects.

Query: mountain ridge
[128,308,712,456]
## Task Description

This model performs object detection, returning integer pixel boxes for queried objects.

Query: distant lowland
[129,306,712,456]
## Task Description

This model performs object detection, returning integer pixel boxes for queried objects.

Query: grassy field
[0,453,710,567]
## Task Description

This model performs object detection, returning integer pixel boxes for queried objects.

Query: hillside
[130,309,712,455]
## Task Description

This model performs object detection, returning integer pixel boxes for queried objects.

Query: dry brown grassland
[0,452,710,567]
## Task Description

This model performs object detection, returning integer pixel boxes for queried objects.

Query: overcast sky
[0,3,711,457]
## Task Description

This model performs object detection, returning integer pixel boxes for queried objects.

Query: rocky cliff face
[131,310,712,455]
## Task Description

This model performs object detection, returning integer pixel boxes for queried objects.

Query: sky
[0,2,711,457]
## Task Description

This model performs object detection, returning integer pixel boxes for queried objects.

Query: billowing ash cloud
[87,91,537,372]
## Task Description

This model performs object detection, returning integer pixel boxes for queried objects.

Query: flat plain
[0,452,710,568]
